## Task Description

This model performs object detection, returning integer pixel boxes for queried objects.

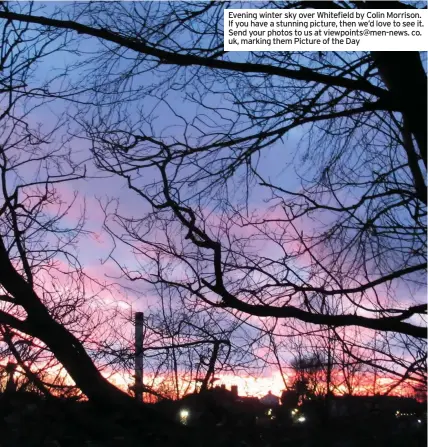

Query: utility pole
[134,311,144,402]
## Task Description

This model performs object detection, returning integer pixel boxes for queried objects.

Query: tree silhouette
[0,1,425,407]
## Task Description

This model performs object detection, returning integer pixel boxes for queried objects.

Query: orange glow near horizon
[107,370,422,400]
[2,360,422,401]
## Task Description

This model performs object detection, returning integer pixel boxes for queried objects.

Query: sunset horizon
[0,1,426,446]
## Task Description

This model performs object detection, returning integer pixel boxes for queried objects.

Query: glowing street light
[179,409,190,424]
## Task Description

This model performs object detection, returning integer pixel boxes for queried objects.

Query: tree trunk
[199,340,220,393]
[27,308,132,406]
[0,238,135,409]
[371,51,427,210]
[356,4,427,165]
[371,51,427,166]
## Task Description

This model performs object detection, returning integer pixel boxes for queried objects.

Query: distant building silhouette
[260,390,280,406]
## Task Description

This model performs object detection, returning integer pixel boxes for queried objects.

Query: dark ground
[0,394,426,447]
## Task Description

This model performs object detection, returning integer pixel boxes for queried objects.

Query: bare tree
[96,284,256,401]
[290,352,325,398]
[0,5,144,409]
[0,0,425,403]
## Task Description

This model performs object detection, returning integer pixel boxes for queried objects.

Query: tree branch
[0,10,389,99]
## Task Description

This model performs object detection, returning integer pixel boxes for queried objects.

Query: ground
[0,394,426,447]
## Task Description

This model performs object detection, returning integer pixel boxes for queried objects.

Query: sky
[0,1,425,399]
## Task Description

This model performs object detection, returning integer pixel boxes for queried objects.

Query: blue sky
[1,1,425,392]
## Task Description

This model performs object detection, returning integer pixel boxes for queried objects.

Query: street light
[180,409,190,424]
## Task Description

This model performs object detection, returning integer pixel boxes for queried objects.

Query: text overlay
[224,9,427,51]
